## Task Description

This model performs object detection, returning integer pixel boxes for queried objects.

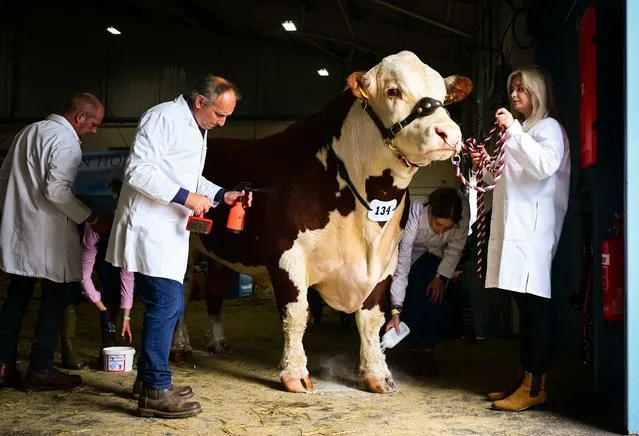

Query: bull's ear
[443,75,473,105]
[347,71,373,101]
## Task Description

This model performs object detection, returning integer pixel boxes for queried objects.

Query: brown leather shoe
[137,386,202,418]
[0,363,22,389]
[23,368,82,392]
[132,378,194,399]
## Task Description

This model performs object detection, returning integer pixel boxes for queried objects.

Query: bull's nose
[434,125,461,149]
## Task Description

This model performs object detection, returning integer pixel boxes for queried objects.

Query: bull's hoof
[170,349,196,366]
[363,374,397,394]
[281,374,314,393]
[207,341,231,355]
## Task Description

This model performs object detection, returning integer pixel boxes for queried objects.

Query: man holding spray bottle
[107,75,251,419]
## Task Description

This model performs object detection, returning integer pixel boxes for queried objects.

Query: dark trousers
[135,273,184,390]
[94,234,122,308]
[512,291,553,375]
[402,252,443,350]
[67,283,85,306]
[0,274,71,372]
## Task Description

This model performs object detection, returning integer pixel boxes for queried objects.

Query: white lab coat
[0,115,92,283]
[106,95,223,283]
[390,195,470,306]
[484,117,571,299]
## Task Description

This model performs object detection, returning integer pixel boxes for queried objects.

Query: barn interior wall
[0,2,468,195]
[472,0,622,396]
[530,0,626,410]
[0,3,463,124]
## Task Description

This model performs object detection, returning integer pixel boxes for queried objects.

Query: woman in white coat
[472,66,571,412]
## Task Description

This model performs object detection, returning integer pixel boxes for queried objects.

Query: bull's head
[347,51,472,168]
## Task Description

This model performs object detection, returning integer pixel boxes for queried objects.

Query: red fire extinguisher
[601,214,624,322]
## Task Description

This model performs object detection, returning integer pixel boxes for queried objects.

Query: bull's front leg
[268,263,313,393]
[356,275,397,394]
[205,263,230,354]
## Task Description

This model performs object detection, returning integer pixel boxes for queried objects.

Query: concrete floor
[0,279,624,436]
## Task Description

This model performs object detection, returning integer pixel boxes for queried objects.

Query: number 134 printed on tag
[367,199,398,222]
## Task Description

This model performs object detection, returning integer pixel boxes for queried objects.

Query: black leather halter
[361,96,444,168]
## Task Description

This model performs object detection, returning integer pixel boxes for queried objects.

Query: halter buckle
[390,123,404,136]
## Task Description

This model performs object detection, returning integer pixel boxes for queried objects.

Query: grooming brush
[186,214,213,234]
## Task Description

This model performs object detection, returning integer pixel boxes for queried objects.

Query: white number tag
[368,199,397,222]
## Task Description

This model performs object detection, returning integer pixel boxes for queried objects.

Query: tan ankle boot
[487,364,524,401]
[491,372,547,412]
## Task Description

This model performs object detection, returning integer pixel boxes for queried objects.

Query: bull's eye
[387,88,400,98]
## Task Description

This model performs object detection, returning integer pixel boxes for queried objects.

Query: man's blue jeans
[134,273,184,390]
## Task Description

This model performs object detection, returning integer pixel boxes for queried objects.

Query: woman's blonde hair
[507,66,558,132]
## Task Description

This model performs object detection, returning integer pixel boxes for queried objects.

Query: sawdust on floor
[0,278,619,436]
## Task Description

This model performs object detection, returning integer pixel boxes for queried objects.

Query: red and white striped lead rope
[452,123,507,278]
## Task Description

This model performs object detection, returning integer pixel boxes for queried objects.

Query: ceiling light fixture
[282,21,297,31]
[317,69,329,77]
[106,26,121,35]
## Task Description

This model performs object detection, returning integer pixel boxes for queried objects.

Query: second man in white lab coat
[0,93,108,391]
[106,75,249,419]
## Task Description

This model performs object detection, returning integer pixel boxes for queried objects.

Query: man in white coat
[106,75,249,419]
[0,93,108,391]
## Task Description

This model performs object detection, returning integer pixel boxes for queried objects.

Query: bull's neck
[331,103,417,210]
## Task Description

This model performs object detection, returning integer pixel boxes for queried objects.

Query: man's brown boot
[137,385,202,418]
[60,305,83,370]
[132,378,194,399]
[23,368,82,392]
[487,364,525,401]
[0,363,22,389]
[491,372,548,412]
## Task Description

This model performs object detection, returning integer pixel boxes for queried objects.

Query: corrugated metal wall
[0,5,359,122]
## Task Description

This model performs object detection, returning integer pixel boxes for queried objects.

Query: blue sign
[74,150,129,213]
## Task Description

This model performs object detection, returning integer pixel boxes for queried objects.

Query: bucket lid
[102,346,135,353]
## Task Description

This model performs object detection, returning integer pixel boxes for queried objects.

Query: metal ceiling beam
[336,0,356,39]
[372,0,473,39]
[219,16,383,58]
[290,33,341,58]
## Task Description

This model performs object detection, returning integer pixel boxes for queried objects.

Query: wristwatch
[390,304,402,316]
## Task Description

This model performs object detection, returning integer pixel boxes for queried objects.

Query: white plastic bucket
[102,346,136,373]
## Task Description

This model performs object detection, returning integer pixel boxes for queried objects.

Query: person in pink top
[80,178,135,367]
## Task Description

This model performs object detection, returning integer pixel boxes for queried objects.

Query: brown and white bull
[171,51,472,393]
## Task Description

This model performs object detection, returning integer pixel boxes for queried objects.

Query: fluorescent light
[282,21,297,31]
[317,69,329,77]
[106,26,121,35]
